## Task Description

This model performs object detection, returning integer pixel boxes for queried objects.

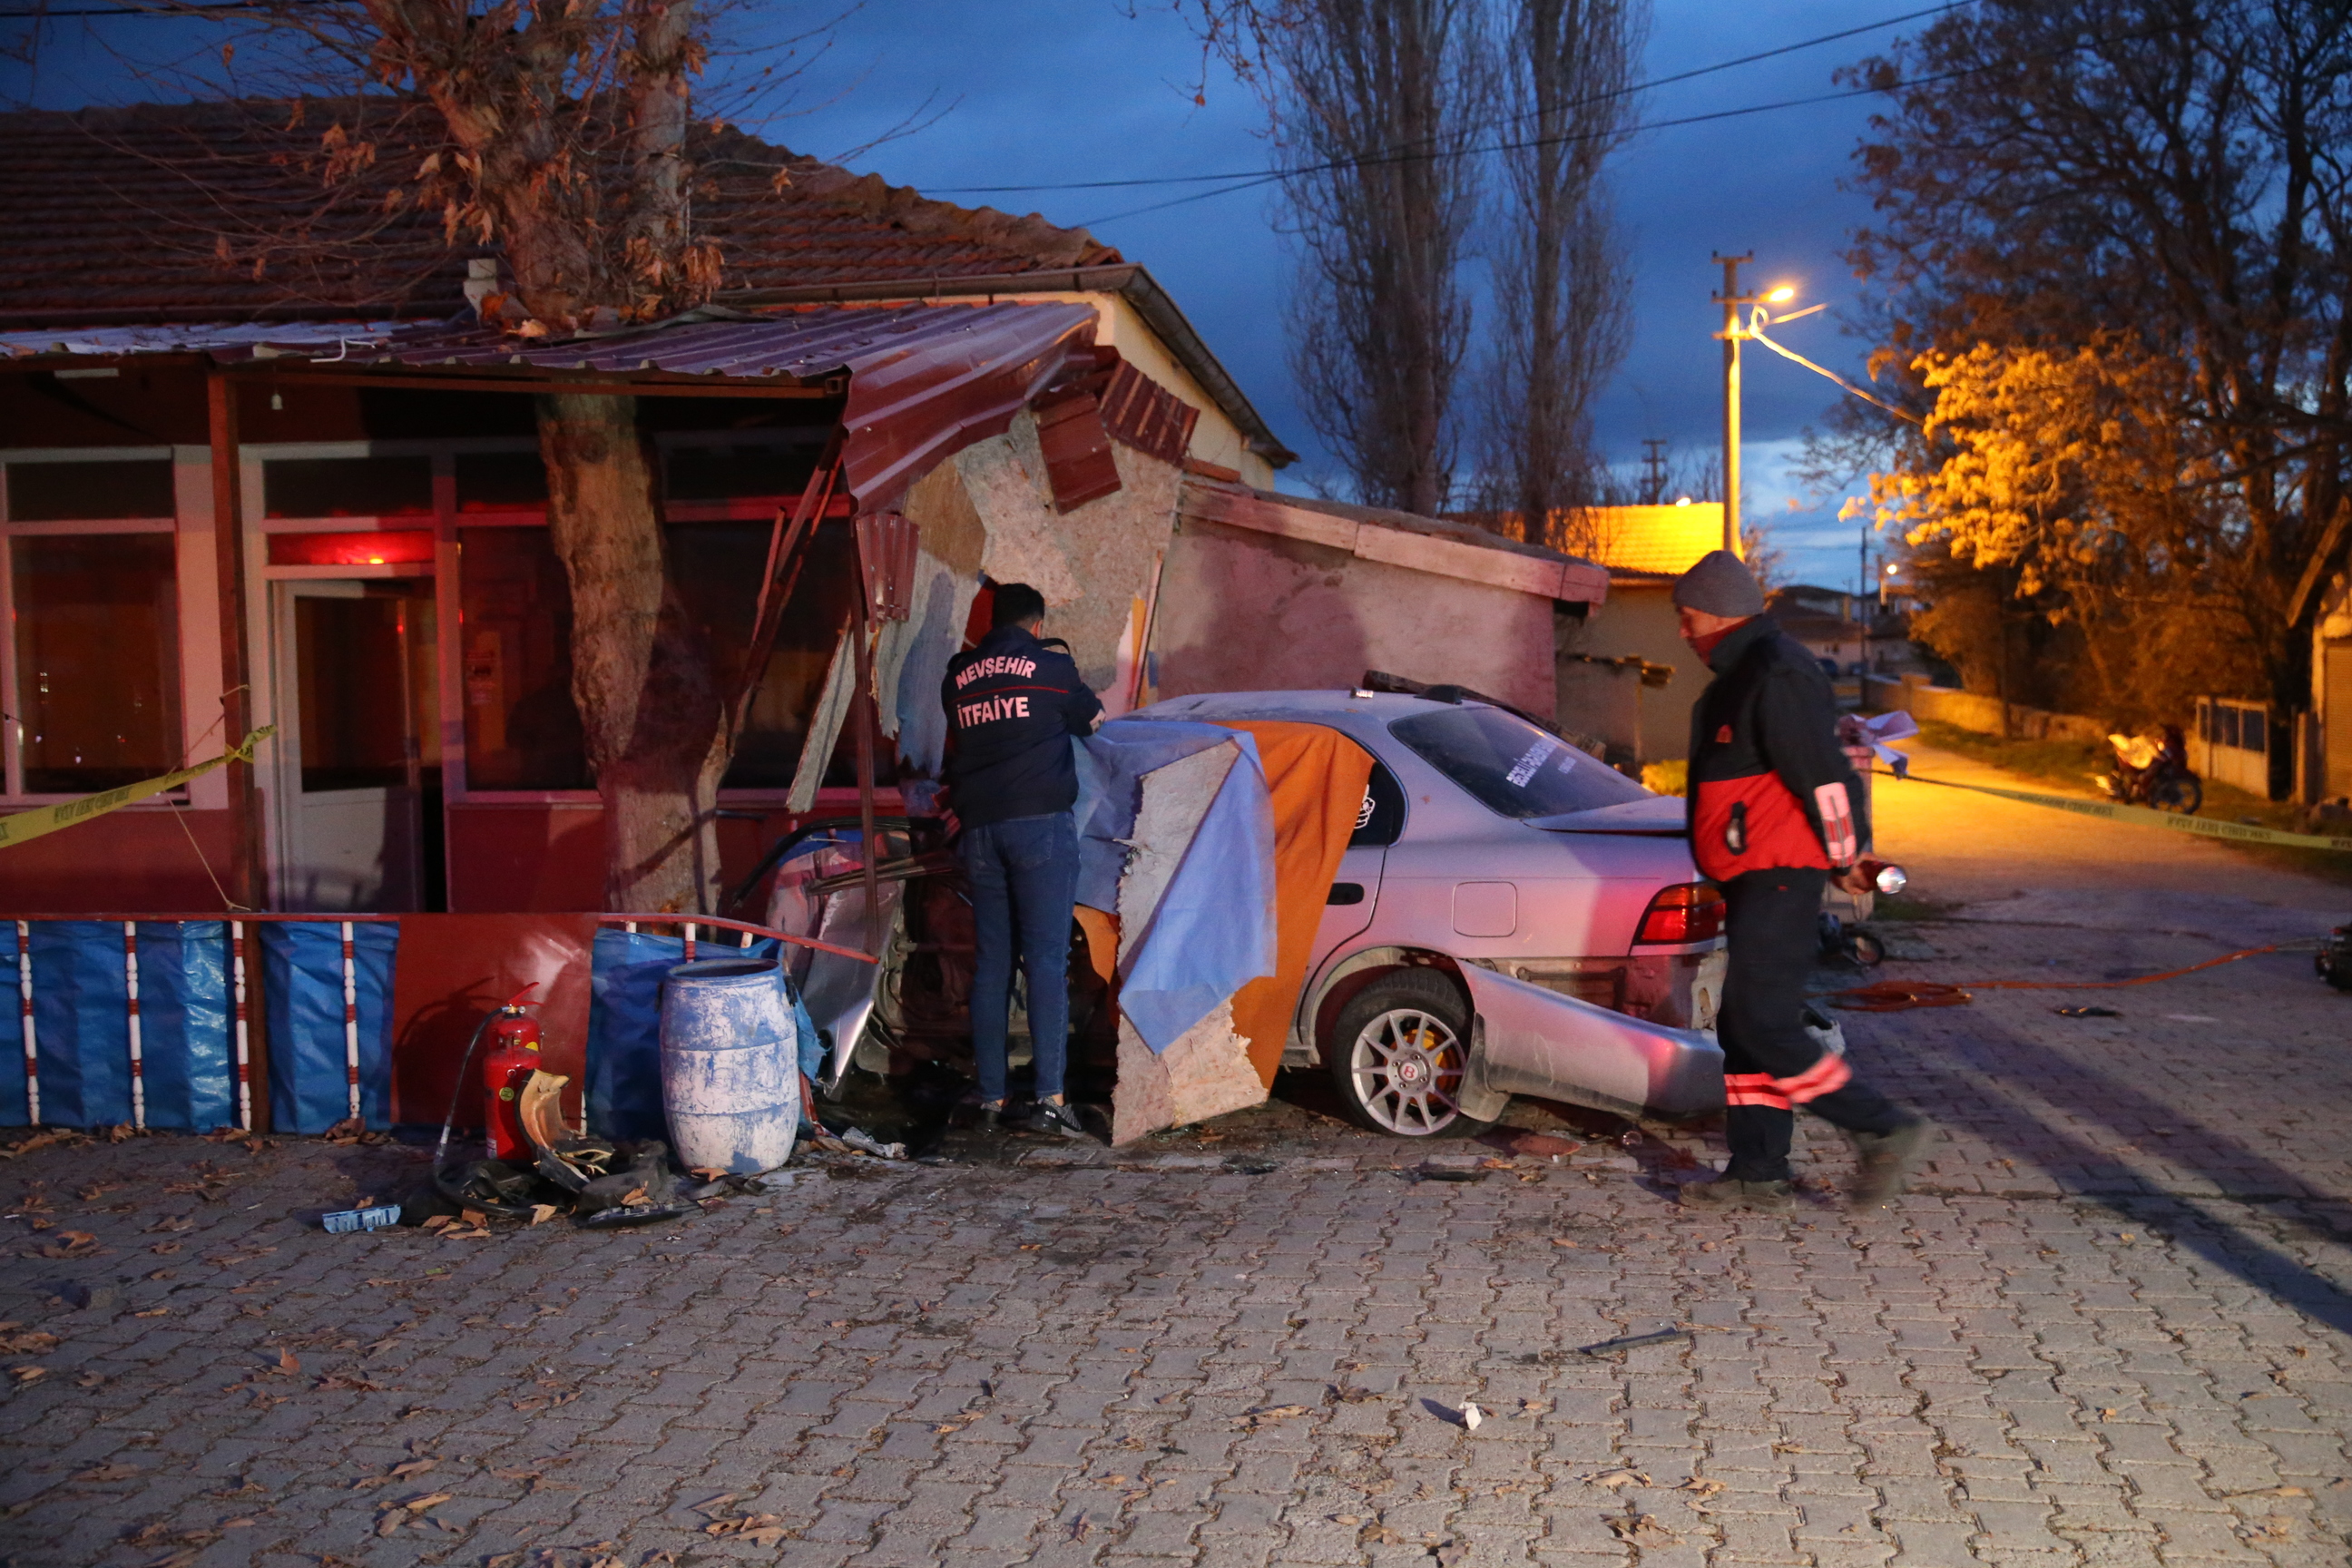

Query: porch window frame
[240,433,822,811]
[0,444,194,806]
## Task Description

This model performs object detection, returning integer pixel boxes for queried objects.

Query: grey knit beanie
[1672,549,1765,618]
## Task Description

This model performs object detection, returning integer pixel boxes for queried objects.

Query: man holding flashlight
[1671,550,1930,1211]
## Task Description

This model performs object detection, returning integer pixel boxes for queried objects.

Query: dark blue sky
[5,0,1927,589]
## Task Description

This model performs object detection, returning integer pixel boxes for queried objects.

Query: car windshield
[1389,705,1651,818]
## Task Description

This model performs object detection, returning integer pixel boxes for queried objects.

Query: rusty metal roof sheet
[0,300,1102,514]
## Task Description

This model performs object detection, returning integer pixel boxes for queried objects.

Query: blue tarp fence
[2,918,818,1139]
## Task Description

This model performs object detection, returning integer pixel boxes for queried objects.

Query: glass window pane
[267,529,435,566]
[296,594,411,791]
[665,439,820,502]
[13,533,182,791]
[458,527,588,790]
[6,459,175,521]
[691,524,884,789]
[263,456,433,519]
[1389,705,1649,818]
[455,452,548,512]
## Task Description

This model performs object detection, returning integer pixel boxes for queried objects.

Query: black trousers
[1718,867,1909,1182]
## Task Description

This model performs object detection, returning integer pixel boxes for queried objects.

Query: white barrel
[659,957,801,1174]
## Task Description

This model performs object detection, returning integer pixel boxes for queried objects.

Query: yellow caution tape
[0,728,274,851]
[1889,769,2352,853]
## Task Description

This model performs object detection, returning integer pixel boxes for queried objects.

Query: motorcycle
[2095,724,2201,815]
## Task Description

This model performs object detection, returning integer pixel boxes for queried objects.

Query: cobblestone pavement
[5,829,2352,1566]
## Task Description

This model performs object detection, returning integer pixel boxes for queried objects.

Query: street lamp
[1711,256,1796,556]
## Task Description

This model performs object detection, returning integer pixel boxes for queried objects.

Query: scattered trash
[322,1205,401,1234]
[1574,1328,1691,1357]
[2054,1005,2122,1018]
[808,1126,908,1161]
[1231,1404,1311,1429]
[1459,1402,1484,1430]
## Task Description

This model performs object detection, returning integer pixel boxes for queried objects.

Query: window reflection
[13,534,182,792]
[458,527,588,790]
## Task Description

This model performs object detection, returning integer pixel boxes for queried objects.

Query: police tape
[1883,768,2352,854]
[0,727,274,851]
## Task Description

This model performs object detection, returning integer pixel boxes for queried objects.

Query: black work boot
[971,1103,1004,1134]
[1847,1118,1934,1209]
[1679,1172,1794,1212]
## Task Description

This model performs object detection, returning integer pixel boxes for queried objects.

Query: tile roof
[0,97,1122,328]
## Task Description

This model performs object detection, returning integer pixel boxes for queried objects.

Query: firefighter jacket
[1683,614,1866,883]
[940,624,1103,828]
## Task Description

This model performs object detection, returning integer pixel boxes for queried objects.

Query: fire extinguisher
[482,1001,542,1163]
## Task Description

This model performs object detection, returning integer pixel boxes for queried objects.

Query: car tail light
[1634,882,1725,945]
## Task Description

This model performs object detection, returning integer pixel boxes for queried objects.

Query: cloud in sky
[2,0,1925,585]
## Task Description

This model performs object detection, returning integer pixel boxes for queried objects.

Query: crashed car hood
[1526,796,1688,835]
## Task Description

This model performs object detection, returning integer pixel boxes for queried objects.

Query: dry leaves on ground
[1675,1476,1727,1499]
[352,1459,436,1490]
[422,1214,494,1240]
[321,1119,389,1147]
[373,1492,452,1535]
[8,1365,48,1383]
[318,1374,382,1392]
[702,1511,789,1547]
[144,1217,191,1234]
[149,1241,181,1255]
[0,1325,60,1355]
[1587,1467,1652,1490]
[1,1129,91,1159]
[1611,1514,1678,1545]
[74,1463,142,1483]
[1230,1403,1310,1429]
[29,1230,102,1259]
[528,1204,558,1226]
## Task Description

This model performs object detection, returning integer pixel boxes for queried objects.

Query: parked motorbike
[2095,725,2201,815]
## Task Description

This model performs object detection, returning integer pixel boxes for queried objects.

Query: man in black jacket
[940,583,1103,1137]
[1672,550,1929,1210]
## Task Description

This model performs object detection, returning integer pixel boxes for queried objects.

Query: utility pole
[1711,252,1759,556]
[1640,438,1669,506]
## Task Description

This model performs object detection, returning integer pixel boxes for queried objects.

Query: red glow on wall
[267,530,436,567]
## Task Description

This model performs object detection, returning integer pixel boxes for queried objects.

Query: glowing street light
[1712,257,1798,554]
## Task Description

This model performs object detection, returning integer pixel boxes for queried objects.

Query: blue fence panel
[0,927,27,1126]
[587,929,782,1142]
[25,922,133,1128]
[136,922,236,1132]
[261,922,397,1133]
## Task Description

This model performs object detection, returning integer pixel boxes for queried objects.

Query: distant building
[1546,503,1727,766]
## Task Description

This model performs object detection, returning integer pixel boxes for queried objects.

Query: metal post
[206,370,263,911]
[338,920,360,1123]
[15,920,37,1126]
[230,920,251,1131]
[1714,252,1752,555]
[851,582,882,958]
[123,922,146,1129]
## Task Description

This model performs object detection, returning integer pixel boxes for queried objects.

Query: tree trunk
[537,391,725,912]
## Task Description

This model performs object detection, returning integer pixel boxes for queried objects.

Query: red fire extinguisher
[482,1001,542,1163]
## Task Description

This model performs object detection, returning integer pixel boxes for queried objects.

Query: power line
[918,1,1972,198]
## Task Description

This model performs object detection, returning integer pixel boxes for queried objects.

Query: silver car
[1132,690,1729,1139]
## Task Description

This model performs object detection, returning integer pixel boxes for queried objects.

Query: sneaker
[1018,1101,1090,1140]
[1847,1118,1934,1208]
[971,1105,1003,1134]
[1678,1174,1794,1212]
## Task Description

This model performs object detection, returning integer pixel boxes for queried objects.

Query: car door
[1309,759,1404,971]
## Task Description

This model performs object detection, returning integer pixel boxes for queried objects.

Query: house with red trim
[0,98,1604,917]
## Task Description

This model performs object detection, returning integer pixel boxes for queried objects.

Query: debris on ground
[1574,1327,1691,1357]
[1458,1402,1484,1430]
[1610,1514,1678,1546]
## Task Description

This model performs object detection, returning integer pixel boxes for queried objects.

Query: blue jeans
[959,810,1079,1104]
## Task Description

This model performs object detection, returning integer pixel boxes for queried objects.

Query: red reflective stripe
[1776,1054,1853,1104]
[1724,1073,1791,1110]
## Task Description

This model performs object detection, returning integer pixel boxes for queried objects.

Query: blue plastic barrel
[658,958,802,1174]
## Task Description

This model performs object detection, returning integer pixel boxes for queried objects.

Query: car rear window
[1388,706,1651,818]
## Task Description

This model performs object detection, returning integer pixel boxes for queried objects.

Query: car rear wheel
[1328,969,1495,1139]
